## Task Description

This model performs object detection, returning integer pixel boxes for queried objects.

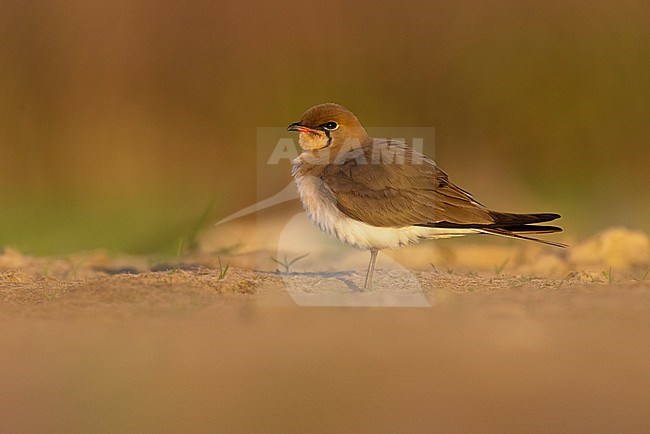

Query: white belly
[293,174,478,250]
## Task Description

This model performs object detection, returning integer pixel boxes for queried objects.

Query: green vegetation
[271,253,310,273]
[0,193,219,256]
[633,267,650,283]
[494,259,510,276]
[217,256,230,280]
[602,267,614,284]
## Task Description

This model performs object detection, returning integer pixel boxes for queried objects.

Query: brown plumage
[288,103,565,290]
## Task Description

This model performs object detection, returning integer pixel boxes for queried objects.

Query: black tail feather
[489,211,561,227]
[499,224,562,234]
[424,212,562,230]
[418,211,565,247]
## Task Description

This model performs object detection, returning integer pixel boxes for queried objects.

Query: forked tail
[483,211,566,247]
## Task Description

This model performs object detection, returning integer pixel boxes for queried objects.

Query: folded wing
[321,140,564,246]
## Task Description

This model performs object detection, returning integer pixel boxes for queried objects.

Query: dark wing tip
[490,211,561,226]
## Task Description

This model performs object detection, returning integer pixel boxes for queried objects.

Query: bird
[287,103,565,290]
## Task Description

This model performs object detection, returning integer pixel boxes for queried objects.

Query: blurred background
[1,0,648,255]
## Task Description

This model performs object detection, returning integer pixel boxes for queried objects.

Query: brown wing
[320,141,496,228]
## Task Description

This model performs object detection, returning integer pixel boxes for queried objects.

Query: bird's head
[287,103,368,152]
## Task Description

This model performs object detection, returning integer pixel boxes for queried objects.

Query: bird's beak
[287,122,317,133]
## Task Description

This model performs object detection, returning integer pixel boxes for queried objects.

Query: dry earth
[1,227,650,432]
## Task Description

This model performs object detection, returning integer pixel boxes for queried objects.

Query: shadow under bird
[288,103,565,290]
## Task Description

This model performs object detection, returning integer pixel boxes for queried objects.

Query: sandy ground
[1,227,650,432]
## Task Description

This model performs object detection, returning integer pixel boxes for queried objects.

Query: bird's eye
[323,121,339,131]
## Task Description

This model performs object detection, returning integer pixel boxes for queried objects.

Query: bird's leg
[363,248,379,291]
